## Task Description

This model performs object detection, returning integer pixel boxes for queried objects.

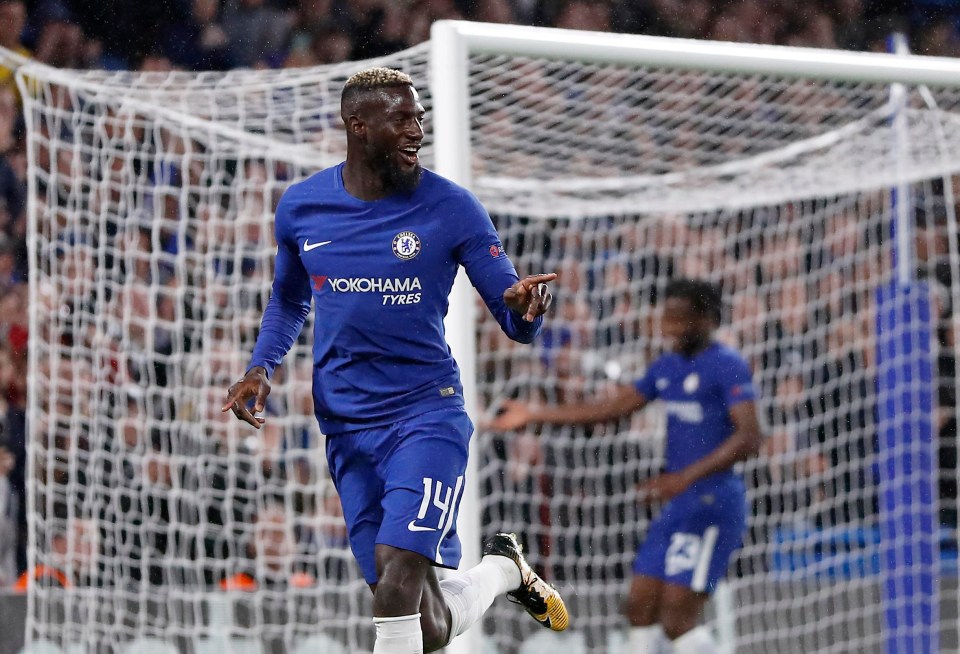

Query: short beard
[368,146,423,195]
[386,160,423,194]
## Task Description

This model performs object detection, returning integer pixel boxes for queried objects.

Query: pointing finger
[521,272,558,287]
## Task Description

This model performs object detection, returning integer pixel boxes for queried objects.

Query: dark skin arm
[489,385,648,431]
[221,366,271,429]
[503,272,557,322]
[639,400,763,503]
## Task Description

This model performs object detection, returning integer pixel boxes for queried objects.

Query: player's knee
[419,612,450,653]
[622,592,658,626]
[374,547,430,614]
[623,577,661,626]
[658,606,698,641]
[662,621,696,642]
[419,573,453,651]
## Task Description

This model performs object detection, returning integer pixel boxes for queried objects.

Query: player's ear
[346,115,366,140]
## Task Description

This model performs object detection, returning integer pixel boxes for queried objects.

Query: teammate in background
[491,278,763,654]
[222,67,567,654]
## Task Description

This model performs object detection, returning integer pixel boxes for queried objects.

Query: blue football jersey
[249,164,541,434]
[634,342,757,490]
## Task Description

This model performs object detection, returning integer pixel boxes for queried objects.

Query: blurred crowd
[3,0,960,77]
[1,0,960,613]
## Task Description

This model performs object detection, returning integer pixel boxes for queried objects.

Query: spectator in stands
[0,285,28,391]
[402,0,464,48]
[292,0,335,33]
[221,501,316,591]
[32,13,88,68]
[361,2,411,57]
[600,258,645,347]
[937,284,958,529]
[746,367,828,573]
[469,0,516,24]
[676,226,729,281]
[0,85,17,160]
[784,7,838,49]
[0,0,29,97]
[14,516,99,590]
[834,0,868,50]
[914,16,960,57]
[223,0,290,68]
[0,438,16,586]
[811,315,876,526]
[707,4,754,43]
[161,0,234,71]
[284,23,353,66]
[220,498,330,651]
[642,0,711,39]
[314,484,349,550]
[546,258,594,352]
[719,289,768,373]
[0,236,21,290]
[759,230,805,285]
[138,51,174,73]
[555,0,612,32]
[766,277,817,374]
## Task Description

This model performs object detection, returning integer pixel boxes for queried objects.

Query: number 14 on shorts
[407,476,463,533]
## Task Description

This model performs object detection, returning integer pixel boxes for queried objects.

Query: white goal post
[11,18,960,654]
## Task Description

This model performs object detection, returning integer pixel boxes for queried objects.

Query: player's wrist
[246,365,268,379]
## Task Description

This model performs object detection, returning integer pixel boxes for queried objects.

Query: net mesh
[12,33,960,654]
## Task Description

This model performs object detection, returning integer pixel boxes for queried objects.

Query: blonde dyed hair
[343,67,414,93]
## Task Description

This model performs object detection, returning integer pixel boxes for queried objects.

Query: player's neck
[342,158,395,201]
[678,337,713,358]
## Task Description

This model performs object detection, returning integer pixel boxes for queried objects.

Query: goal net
[13,22,960,654]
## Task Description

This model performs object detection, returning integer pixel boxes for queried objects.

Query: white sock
[482,551,523,590]
[440,556,521,645]
[629,624,666,653]
[373,613,423,654]
[671,626,720,654]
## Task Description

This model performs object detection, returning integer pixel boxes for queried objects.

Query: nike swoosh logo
[407,520,437,533]
[303,239,332,252]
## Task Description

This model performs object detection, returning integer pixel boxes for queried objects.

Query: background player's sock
[670,626,720,654]
[440,556,521,645]
[628,624,666,653]
[373,613,423,654]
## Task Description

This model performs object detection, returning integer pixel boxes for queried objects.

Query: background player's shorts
[633,479,746,594]
[325,407,473,584]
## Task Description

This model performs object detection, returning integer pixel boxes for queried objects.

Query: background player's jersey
[634,342,757,492]
[250,164,540,434]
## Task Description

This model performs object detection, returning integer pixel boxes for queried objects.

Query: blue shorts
[633,480,746,593]
[325,407,473,585]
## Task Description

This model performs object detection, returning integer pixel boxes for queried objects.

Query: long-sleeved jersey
[249,163,541,434]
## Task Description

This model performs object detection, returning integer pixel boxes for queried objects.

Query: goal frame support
[429,20,960,654]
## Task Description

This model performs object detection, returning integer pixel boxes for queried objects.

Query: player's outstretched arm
[503,272,558,322]
[221,366,271,430]
[489,386,647,431]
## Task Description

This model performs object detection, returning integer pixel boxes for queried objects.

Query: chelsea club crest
[392,231,421,260]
